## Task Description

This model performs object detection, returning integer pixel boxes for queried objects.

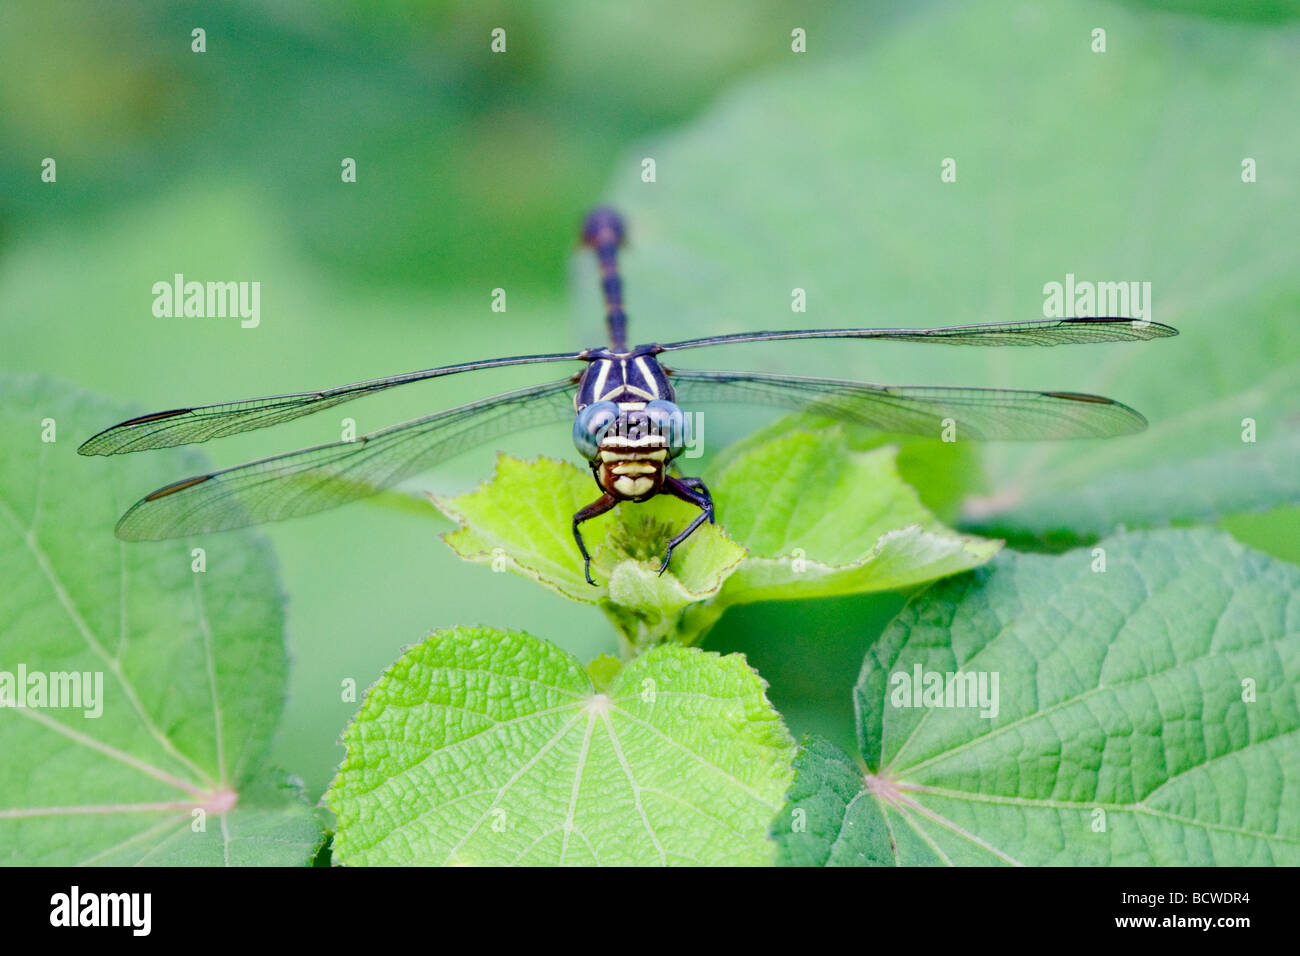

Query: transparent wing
[657,317,1176,353]
[116,378,579,541]
[670,369,1147,440]
[79,350,585,455]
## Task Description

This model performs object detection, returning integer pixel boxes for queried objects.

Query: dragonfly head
[574,400,686,501]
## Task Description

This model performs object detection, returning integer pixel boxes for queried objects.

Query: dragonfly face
[573,398,688,502]
[80,205,1176,588]
[573,343,686,502]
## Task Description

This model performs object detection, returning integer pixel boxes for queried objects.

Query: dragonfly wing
[115,378,579,540]
[79,350,585,455]
[658,317,1176,352]
[669,369,1148,440]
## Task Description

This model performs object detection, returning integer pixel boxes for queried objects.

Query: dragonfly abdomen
[581,207,629,352]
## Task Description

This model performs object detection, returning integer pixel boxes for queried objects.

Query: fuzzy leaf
[326,626,796,866]
[0,375,322,865]
[772,529,1300,865]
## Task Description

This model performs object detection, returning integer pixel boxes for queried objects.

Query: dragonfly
[81,207,1176,584]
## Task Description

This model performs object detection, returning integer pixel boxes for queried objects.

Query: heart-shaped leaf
[772,528,1300,865]
[326,626,795,866]
[0,375,323,865]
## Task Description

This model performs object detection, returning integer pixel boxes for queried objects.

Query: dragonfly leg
[672,476,716,525]
[657,476,715,575]
[573,493,618,586]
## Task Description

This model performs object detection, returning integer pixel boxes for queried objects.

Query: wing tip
[1039,390,1148,436]
[1112,404,1149,434]
[78,434,122,456]
[1064,316,1178,339]
[114,504,149,542]
[113,474,218,542]
[78,408,195,456]
[1129,319,1178,339]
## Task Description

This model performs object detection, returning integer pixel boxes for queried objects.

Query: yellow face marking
[610,462,658,476]
[598,448,668,462]
[613,476,655,497]
[599,435,667,451]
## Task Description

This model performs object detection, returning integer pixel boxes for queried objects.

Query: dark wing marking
[115,378,579,540]
[657,317,1176,353]
[669,369,1147,440]
[79,350,586,455]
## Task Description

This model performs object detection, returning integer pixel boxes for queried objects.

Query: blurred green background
[3,0,1298,801]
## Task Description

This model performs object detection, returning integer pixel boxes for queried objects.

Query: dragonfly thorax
[574,344,674,410]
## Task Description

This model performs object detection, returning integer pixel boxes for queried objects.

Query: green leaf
[432,455,746,648]
[1221,505,1300,566]
[434,455,745,600]
[0,375,322,865]
[326,626,796,866]
[584,653,623,692]
[770,735,954,866]
[436,436,996,648]
[773,528,1300,865]
[703,427,999,605]
[592,0,1300,542]
[703,412,984,526]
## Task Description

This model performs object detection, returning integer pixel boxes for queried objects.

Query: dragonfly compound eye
[643,400,687,457]
[573,401,620,460]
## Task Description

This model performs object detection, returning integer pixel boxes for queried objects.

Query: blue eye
[644,400,686,457]
[573,401,619,459]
